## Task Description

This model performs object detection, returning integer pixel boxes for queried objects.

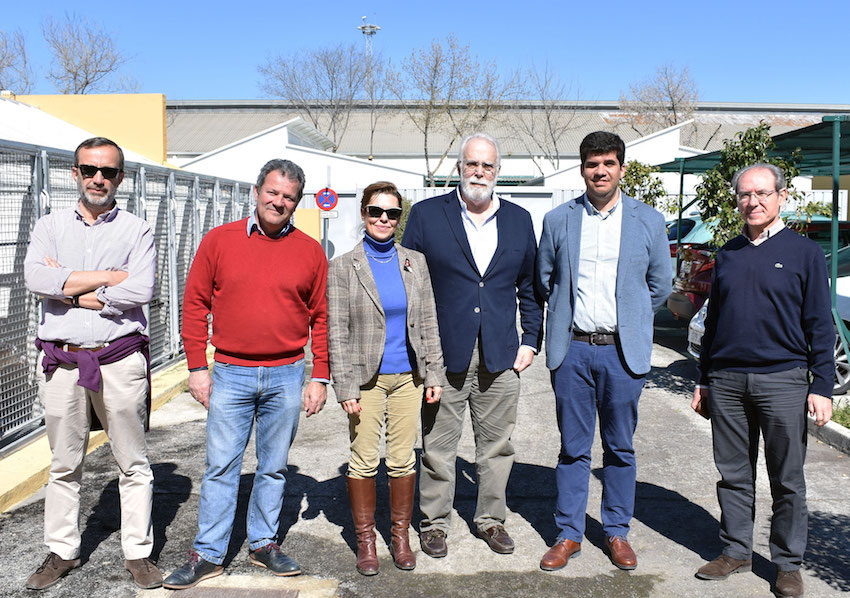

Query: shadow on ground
[806,510,850,592]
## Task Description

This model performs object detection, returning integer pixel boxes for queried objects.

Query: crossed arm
[44,256,127,309]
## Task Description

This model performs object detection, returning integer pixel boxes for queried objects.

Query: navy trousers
[551,340,646,543]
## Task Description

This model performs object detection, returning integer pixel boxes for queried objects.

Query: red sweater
[181,219,329,378]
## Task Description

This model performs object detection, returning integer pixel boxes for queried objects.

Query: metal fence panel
[0,148,40,443]
[173,175,195,355]
[143,172,173,366]
[0,140,252,449]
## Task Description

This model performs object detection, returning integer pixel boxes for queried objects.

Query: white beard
[460,175,495,206]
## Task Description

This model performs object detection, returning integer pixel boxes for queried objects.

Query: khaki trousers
[347,373,422,479]
[418,340,521,533]
[38,350,153,560]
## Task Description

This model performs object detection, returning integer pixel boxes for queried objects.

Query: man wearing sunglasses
[165,159,328,590]
[402,132,543,558]
[24,137,160,590]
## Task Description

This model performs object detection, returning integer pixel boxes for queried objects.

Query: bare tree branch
[42,15,129,94]
[388,35,519,186]
[502,62,581,176]
[0,30,34,94]
[619,63,698,132]
[364,52,388,160]
[258,44,370,152]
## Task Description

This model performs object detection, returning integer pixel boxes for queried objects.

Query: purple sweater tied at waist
[35,333,151,430]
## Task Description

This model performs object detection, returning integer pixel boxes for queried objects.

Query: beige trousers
[347,372,422,479]
[418,339,521,533]
[38,350,153,560]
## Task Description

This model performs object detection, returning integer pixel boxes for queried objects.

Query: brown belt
[572,331,618,346]
[62,343,108,353]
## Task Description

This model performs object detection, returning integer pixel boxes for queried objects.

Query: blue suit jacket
[402,190,543,373]
[535,193,671,375]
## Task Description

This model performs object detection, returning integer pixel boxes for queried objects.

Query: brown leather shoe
[540,539,581,571]
[125,557,163,589]
[347,476,379,575]
[477,525,514,554]
[420,529,448,558]
[695,554,753,580]
[26,553,81,590]
[388,474,416,570]
[605,536,637,570]
[775,570,804,597]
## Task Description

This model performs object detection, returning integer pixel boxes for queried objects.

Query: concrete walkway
[1,314,849,597]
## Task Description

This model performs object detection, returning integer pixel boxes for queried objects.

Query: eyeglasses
[737,189,778,202]
[365,205,402,220]
[461,160,497,175]
[76,164,123,179]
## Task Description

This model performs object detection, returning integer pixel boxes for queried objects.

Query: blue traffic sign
[315,188,338,211]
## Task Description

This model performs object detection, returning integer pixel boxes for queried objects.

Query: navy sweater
[699,227,833,397]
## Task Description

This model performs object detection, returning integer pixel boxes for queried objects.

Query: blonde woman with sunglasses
[327,181,446,575]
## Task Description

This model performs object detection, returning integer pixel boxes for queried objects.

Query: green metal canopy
[658,115,850,365]
[655,116,850,175]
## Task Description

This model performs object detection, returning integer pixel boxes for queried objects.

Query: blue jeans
[551,341,646,543]
[193,360,304,564]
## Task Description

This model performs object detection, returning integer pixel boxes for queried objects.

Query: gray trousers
[708,367,809,570]
[418,340,521,533]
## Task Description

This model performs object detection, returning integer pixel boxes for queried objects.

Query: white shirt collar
[745,218,785,245]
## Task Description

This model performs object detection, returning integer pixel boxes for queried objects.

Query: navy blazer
[402,190,543,373]
[535,193,671,375]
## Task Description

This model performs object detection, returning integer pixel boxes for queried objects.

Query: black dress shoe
[477,525,514,554]
[249,543,301,576]
[162,551,223,590]
[420,529,448,558]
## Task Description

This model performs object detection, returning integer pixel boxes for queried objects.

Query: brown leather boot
[347,476,379,575]
[388,474,416,570]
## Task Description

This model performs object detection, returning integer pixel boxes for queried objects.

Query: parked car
[688,243,850,394]
[668,217,850,321]
[666,215,713,278]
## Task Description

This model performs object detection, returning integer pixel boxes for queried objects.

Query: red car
[667,219,850,320]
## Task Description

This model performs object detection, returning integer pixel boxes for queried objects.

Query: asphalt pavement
[1,311,849,598]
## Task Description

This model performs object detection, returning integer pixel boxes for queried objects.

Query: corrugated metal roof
[166,101,843,160]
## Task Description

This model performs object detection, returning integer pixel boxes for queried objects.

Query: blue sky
[4,0,849,104]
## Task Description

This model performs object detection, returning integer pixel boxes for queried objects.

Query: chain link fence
[0,140,253,450]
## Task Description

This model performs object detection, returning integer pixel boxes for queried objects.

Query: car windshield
[667,219,696,241]
[826,245,850,278]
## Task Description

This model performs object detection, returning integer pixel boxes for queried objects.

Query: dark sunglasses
[76,164,123,179]
[366,206,402,220]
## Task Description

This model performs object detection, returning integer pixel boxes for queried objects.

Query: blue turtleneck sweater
[363,234,414,374]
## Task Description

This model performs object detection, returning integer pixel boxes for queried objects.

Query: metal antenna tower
[357,16,380,59]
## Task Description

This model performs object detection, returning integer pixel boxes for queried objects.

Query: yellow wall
[294,208,321,243]
[16,94,167,164]
[813,175,850,190]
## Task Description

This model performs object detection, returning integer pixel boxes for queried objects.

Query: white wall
[181,126,423,193]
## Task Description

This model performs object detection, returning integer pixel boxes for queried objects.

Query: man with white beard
[402,133,542,558]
